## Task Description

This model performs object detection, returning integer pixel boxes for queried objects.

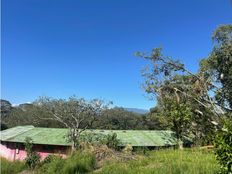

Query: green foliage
[133,146,149,155]
[0,157,26,174]
[37,151,96,174]
[136,46,216,145]
[93,108,149,130]
[96,149,219,174]
[61,151,96,174]
[80,132,121,150]
[2,103,61,128]
[214,118,232,174]
[41,155,59,165]
[0,99,12,117]
[37,155,64,174]
[207,24,232,108]
[24,137,40,169]
[155,98,192,147]
[105,133,120,150]
[166,102,192,139]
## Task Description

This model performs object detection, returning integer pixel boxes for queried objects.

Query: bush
[24,137,41,169]
[133,146,149,155]
[37,151,96,174]
[214,119,232,174]
[80,132,121,150]
[1,157,26,174]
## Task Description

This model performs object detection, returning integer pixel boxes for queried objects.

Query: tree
[136,48,216,146]
[93,108,147,130]
[0,99,12,117]
[135,25,232,146]
[204,24,232,174]
[136,47,225,116]
[205,24,232,109]
[147,75,194,148]
[34,96,108,150]
[2,103,61,128]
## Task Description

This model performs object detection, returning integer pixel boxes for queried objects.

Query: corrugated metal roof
[0,126,178,147]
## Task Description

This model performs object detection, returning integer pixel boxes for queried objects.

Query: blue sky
[2,0,232,109]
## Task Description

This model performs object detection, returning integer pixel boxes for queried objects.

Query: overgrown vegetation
[214,118,232,174]
[0,157,26,174]
[96,149,219,174]
[37,151,96,174]
[80,132,121,150]
[24,137,40,169]
[0,149,219,174]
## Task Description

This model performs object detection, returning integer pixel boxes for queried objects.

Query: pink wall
[0,142,69,161]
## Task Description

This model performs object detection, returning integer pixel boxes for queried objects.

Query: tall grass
[0,157,26,174]
[37,151,96,174]
[96,149,219,174]
[1,149,219,174]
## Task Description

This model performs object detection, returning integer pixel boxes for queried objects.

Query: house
[0,125,178,161]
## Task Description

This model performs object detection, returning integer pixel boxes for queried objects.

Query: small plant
[122,144,133,154]
[105,133,120,150]
[24,137,40,169]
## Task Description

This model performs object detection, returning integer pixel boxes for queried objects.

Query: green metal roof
[0,126,178,147]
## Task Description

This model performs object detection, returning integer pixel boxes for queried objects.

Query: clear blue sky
[2,0,232,109]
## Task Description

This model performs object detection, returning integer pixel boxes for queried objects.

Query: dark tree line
[1,98,162,132]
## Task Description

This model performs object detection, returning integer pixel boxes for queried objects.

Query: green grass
[36,151,96,174]
[95,149,219,174]
[0,149,219,174]
[0,157,26,174]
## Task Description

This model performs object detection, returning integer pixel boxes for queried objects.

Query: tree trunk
[178,139,183,150]
[71,141,75,151]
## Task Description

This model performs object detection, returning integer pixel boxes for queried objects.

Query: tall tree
[34,96,108,150]
[205,24,232,109]
[203,25,232,174]
[136,47,218,146]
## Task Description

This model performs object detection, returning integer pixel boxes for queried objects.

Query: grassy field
[0,149,219,174]
[95,149,219,174]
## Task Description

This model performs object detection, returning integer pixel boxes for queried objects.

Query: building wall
[0,142,69,161]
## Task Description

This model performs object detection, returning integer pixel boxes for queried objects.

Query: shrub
[105,133,120,150]
[214,119,232,174]
[24,137,40,169]
[122,144,133,154]
[133,146,149,155]
[80,132,121,150]
[1,157,26,174]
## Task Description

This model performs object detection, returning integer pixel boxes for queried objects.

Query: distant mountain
[124,108,149,114]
